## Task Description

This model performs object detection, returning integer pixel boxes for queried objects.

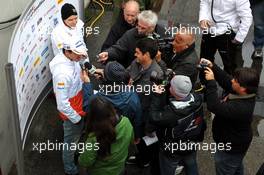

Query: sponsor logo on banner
[25,65,29,73]
[26,33,31,43]
[31,0,45,15]
[42,74,47,80]
[36,74,40,81]
[45,53,50,60]
[24,55,30,66]
[30,44,37,55]
[44,4,56,17]
[19,68,24,78]
[37,17,43,26]
[53,18,58,26]
[15,54,21,65]
[41,66,47,75]
[38,35,43,42]
[34,57,41,67]
[57,0,64,4]
[41,46,49,57]
[31,25,35,32]
[21,84,25,93]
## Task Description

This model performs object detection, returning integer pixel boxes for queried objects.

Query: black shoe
[125,156,137,165]
[65,173,79,175]
[74,151,80,165]
[252,49,263,59]
[126,156,150,168]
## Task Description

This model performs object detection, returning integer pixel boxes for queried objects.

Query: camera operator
[201,58,259,175]
[98,10,167,68]
[149,75,205,175]
[168,27,199,86]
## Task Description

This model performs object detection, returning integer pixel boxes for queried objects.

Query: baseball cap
[63,40,88,57]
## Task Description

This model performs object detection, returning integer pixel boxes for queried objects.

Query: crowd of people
[48,0,263,175]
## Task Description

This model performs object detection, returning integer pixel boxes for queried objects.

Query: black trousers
[200,33,244,75]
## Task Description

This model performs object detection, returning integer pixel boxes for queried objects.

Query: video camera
[152,32,174,63]
[150,69,175,86]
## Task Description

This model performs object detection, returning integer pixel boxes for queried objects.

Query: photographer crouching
[201,58,259,175]
[149,75,206,175]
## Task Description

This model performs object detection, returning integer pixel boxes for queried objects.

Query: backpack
[165,103,206,142]
[160,102,206,155]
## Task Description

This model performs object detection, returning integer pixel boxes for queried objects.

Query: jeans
[159,151,198,175]
[252,1,264,49]
[63,119,84,174]
[214,150,246,175]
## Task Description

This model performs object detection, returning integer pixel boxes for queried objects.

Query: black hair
[86,97,117,158]
[62,48,72,54]
[233,67,259,94]
[135,37,158,59]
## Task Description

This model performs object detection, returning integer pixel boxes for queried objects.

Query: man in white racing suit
[51,3,86,57]
[49,40,87,175]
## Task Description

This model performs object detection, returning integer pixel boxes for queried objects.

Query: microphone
[83,62,97,74]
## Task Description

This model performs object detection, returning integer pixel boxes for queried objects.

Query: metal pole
[5,63,25,175]
[80,0,85,21]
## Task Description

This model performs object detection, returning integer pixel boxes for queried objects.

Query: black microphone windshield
[84,62,92,70]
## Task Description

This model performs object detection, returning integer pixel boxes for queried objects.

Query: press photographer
[149,75,206,175]
[201,58,259,175]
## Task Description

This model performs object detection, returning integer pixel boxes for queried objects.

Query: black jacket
[250,0,263,5]
[205,64,256,154]
[101,10,134,51]
[149,92,205,156]
[169,44,199,86]
[106,25,167,68]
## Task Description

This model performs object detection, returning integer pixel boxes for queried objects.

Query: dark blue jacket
[83,83,143,138]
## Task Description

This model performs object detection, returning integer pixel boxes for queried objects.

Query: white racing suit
[49,52,85,123]
[49,53,85,174]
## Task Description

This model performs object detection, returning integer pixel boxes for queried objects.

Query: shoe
[65,173,79,175]
[252,49,263,59]
[126,156,150,168]
[74,151,80,165]
[175,165,184,175]
[141,162,150,168]
[125,156,137,165]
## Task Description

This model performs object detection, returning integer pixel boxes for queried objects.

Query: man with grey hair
[98,10,166,68]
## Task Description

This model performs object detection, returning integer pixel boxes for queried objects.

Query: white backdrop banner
[8,0,82,139]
